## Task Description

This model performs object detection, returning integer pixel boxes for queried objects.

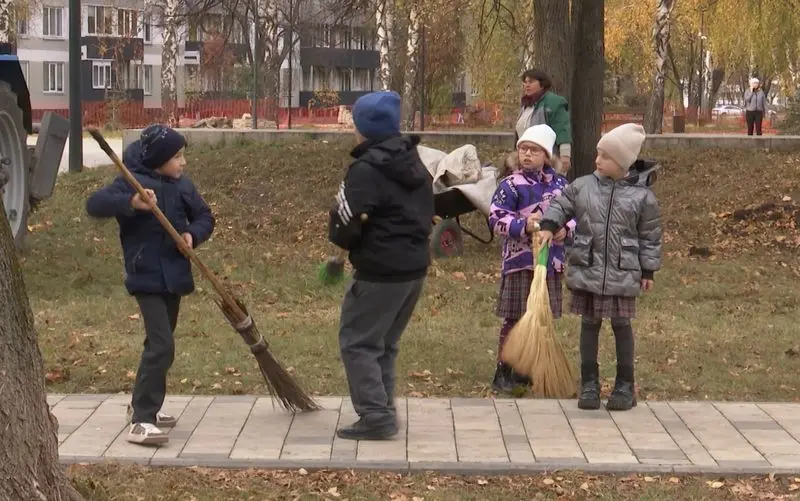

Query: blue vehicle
[0,51,68,247]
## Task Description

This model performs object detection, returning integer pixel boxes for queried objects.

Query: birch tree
[0,0,11,46]
[158,0,181,125]
[376,0,394,89]
[402,3,420,129]
[644,0,675,134]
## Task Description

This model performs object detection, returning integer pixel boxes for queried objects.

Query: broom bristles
[501,261,576,399]
[217,298,320,412]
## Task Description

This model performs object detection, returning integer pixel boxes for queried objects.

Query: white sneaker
[126,422,169,445]
[127,404,178,428]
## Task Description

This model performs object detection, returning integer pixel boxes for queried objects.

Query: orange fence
[29,99,779,134]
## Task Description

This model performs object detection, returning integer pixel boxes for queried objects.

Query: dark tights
[579,317,634,366]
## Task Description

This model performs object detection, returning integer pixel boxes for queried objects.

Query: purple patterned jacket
[489,166,575,276]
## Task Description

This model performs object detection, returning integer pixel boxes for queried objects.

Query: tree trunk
[376,0,393,90]
[644,0,674,134]
[0,199,84,501]
[402,4,420,130]
[532,0,571,96]
[161,0,179,126]
[569,0,604,180]
[0,0,11,44]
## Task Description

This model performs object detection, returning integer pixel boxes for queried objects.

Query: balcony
[184,40,249,65]
[299,47,379,70]
[81,36,144,60]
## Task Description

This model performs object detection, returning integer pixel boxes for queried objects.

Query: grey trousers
[131,293,180,425]
[339,278,425,421]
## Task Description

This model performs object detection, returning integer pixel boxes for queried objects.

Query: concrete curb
[60,456,800,476]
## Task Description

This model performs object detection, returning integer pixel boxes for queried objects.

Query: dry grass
[20,139,800,401]
[69,464,800,501]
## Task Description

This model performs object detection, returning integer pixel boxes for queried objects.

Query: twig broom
[87,127,319,412]
[501,232,576,398]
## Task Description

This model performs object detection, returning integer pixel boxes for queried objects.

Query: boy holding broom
[538,123,662,411]
[328,91,434,440]
[86,124,215,444]
[488,124,574,393]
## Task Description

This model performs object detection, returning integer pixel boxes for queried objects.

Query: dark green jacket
[516,91,572,156]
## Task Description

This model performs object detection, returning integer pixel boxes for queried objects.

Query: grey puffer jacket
[541,160,663,297]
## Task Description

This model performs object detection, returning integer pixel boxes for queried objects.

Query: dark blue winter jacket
[86,140,215,296]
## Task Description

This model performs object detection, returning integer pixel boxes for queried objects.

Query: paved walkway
[52,394,800,474]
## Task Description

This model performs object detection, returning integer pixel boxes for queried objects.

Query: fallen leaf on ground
[707,480,724,489]
[128,313,140,320]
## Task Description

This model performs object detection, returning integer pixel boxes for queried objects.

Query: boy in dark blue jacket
[328,91,434,440]
[87,125,214,446]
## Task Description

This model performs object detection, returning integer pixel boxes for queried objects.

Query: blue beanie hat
[139,124,186,169]
[352,91,401,140]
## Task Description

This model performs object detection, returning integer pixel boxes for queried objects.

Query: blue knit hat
[352,91,401,140]
[139,124,186,169]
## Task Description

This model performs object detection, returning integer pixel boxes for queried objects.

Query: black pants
[339,278,424,422]
[131,293,181,425]
[746,110,764,136]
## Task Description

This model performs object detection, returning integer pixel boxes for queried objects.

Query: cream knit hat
[596,123,646,171]
[516,124,557,158]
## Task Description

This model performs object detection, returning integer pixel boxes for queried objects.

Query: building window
[133,63,153,94]
[42,7,63,37]
[87,6,114,35]
[43,62,64,93]
[20,61,30,83]
[16,13,29,36]
[353,68,370,91]
[142,14,152,42]
[338,68,351,92]
[118,9,138,37]
[92,62,112,89]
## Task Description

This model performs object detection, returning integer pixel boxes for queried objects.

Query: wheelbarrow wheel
[431,218,464,258]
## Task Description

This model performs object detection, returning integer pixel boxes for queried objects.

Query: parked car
[712,104,744,117]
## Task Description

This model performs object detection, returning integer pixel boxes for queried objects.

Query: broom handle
[87,128,245,319]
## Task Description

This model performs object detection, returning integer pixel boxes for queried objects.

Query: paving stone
[517,400,584,461]
[494,400,534,463]
[758,403,800,442]
[648,402,717,467]
[713,402,800,458]
[565,403,633,464]
[105,396,192,460]
[47,394,66,407]
[764,454,800,468]
[358,398,407,462]
[182,397,254,457]
[407,398,456,462]
[59,397,128,457]
[331,398,357,462]
[153,396,214,460]
[229,397,295,460]
[281,406,340,460]
[452,401,507,462]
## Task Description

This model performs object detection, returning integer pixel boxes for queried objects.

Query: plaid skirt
[569,289,636,319]
[495,270,563,320]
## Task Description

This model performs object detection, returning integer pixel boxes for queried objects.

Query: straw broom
[87,128,319,412]
[501,231,576,398]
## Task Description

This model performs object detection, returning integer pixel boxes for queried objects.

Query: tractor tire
[0,81,30,249]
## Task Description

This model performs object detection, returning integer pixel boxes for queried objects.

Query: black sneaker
[336,417,397,441]
[606,365,637,411]
[491,363,516,393]
[577,362,601,410]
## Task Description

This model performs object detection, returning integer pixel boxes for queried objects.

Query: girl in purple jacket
[488,124,573,393]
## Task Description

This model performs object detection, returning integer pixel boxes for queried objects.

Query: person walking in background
[744,78,767,136]
[515,69,573,175]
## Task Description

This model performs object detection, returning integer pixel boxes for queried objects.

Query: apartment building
[15,1,466,112]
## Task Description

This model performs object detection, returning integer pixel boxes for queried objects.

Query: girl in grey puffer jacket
[539,123,662,412]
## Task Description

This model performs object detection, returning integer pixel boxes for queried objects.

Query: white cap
[750,77,760,85]
[516,124,557,158]
[597,123,646,171]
